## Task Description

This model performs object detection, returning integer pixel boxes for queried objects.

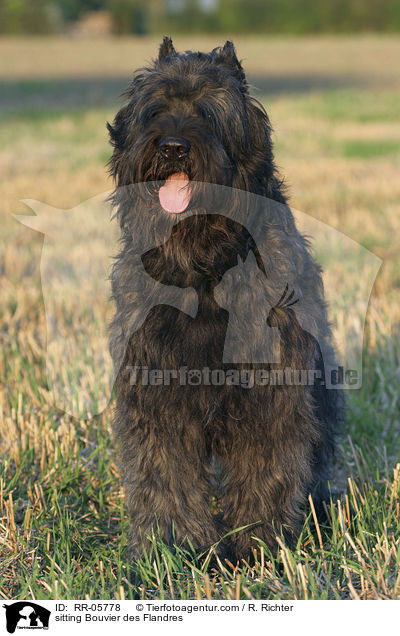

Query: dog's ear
[159,36,176,61]
[107,102,131,150]
[244,250,258,268]
[214,41,247,86]
[218,41,239,65]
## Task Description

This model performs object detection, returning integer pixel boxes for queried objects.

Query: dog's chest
[140,294,229,368]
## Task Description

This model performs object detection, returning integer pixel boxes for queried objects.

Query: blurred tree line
[1,0,400,35]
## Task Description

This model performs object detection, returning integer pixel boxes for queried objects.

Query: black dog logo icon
[3,602,50,633]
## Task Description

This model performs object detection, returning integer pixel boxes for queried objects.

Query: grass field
[1,35,400,600]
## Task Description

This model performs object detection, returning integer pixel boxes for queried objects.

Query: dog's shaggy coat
[108,38,343,559]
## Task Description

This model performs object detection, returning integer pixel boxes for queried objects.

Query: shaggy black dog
[108,37,343,560]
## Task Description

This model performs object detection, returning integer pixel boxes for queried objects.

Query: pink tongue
[158,173,191,213]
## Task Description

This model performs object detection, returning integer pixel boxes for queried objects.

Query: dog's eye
[141,110,159,126]
[197,105,213,122]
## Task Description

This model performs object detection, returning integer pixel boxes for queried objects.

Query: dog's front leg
[220,402,319,560]
[114,409,219,558]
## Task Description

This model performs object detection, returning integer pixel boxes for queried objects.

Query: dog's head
[108,37,278,217]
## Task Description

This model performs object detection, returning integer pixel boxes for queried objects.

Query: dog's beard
[112,163,254,271]
[141,213,253,288]
[112,178,253,288]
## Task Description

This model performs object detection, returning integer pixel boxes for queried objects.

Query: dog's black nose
[159,137,190,160]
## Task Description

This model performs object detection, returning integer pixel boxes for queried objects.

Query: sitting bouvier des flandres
[108,37,343,561]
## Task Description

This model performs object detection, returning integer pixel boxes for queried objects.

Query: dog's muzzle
[159,137,190,161]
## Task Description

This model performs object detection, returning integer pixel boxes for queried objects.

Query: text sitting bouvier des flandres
[108,37,343,561]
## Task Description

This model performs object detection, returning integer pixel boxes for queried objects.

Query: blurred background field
[2,0,400,35]
[1,28,400,599]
